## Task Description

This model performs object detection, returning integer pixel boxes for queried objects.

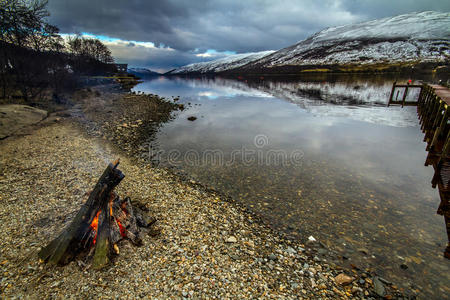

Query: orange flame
[90,210,101,245]
[117,220,126,237]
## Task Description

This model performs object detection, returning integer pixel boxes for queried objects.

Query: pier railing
[387,81,423,107]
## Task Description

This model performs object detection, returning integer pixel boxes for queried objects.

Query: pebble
[357,248,369,255]
[334,273,353,285]
[317,248,327,255]
[226,236,237,243]
[285,247,296,254]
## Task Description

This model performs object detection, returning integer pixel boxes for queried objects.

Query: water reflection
[133,75,450,298]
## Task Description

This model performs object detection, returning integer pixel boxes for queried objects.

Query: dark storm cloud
[47,0,450,71]
[48,0,359,52]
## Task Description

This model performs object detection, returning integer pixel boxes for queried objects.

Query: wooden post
[388,81,396,107]
[423,95,438,132]
[417,86,424,105]
[445,215,450,259]
[440,131,450,163]
[429,108,448,151]
[402,83,409,108]
[428,102,445,139]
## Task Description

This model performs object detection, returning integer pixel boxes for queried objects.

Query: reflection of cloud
[245,79,420,127]
[135,76,419,127]
[198,92,213,97]
[198,91,218,99]
[133,76,428,186]
[135,76,274,99]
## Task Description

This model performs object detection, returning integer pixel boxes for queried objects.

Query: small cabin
[114,63,128,73]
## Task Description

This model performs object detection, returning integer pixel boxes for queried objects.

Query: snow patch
[170,51,275,74]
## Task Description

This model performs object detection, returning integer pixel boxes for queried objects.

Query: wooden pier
[389,82,450,258]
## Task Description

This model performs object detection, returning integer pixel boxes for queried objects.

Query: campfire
[38,159,155,269]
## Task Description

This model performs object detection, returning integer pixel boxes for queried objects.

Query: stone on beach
[225,236,238,243]
[334,273,354,285]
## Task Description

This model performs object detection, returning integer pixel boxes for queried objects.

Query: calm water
[133,75,450,298]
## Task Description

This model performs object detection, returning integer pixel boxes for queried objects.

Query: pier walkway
[389,82,450,259]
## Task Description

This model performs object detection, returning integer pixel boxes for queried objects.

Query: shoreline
[0,82,409,298]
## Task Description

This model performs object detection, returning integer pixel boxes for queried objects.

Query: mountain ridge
[169,11,450,75]
[128,67,161,76]
[166,51,275,75]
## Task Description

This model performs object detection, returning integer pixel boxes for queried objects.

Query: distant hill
[166,51,274,75]
[127,67,161,76]
[170,11,450,75]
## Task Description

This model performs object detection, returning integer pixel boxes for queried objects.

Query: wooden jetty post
[388,81,396,107]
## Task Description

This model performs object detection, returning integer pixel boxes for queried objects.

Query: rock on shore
[0,104,47,139]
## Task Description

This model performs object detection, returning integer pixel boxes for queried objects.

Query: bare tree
[0,0,115,101]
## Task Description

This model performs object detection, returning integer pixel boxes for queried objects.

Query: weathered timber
[38,160,155,268]
[38,160,124,265]
[92,196,112,269]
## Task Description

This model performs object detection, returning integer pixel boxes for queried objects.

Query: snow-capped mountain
[169,11,449,75]
[167,51,274,74]
[128,67,161,76]
[242,11,450,72]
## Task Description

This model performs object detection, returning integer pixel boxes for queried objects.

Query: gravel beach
[0,84,406,299]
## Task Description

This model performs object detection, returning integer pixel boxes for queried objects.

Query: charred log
[38,160,155,269]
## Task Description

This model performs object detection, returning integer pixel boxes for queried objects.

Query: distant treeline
[0,0,117,101]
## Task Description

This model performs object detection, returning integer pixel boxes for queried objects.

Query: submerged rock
[373,276,386,297]
[285,247,296,254]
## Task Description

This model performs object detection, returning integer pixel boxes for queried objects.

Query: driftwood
[38,160,155,269]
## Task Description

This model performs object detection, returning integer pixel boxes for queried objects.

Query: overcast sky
[47,0,450,72]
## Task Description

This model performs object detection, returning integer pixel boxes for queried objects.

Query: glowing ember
[90,210,101,245]
[117,220,126,237]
